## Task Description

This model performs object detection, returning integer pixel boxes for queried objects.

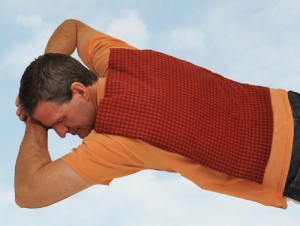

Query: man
[15,19,299,209]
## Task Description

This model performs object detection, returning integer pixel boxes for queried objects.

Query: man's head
[19,53,98,138]
[19,53,97,116]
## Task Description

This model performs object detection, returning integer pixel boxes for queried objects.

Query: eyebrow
[40,118,57,129]
[31,115,54,129]
[47,117,64,129]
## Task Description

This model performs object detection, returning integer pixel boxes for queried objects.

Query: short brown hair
[19,53,97,116]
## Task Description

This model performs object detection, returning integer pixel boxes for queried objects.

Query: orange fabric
[62,30,294,208]
[77,32,137,77]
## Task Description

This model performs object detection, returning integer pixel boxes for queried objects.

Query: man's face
[32,93,96,139]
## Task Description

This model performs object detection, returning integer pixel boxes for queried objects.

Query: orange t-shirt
[62,30,294,208]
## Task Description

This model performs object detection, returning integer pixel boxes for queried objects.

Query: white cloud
[0,183,14,207]
[106,10,149,48]
[15,14,42,27]
[167,0,300,88]
[0,26,52,78]
[165,26,205,52]
[2,170,300,226]
[47,131,82,159]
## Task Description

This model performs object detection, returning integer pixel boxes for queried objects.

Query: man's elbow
[15,184,44,208]
[15,194,32,208]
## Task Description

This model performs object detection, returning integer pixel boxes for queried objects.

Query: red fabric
[94,48,274,183]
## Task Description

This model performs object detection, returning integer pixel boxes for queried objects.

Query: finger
[16,107,28,122]
[19,113,28,121]
[16,105,22,115]
[15,96,20,107]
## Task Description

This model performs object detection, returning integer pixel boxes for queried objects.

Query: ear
[70,82,90,101]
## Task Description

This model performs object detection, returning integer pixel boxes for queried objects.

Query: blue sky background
[1,0,300,225]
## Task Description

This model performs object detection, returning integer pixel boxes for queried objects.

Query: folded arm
[44,19,136,76]
[44,19,101,56]
[15,118,91,208]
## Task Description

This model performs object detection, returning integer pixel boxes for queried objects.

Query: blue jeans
[283,91,300,200]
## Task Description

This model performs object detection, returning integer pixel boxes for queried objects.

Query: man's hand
[15,96,27,121]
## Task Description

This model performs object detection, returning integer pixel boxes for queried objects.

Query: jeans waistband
[283,91,300,201]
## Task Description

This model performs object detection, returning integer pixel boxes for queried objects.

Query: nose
[53,124,69,138]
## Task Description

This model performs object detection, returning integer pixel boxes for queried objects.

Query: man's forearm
[44,19,78,54]
[15,118,91,208]
[44,19,107,60]
[14,118,51,207]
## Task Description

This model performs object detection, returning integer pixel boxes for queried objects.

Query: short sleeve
[61,131,145,185]
[78,32,137,77]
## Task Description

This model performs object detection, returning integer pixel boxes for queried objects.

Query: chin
[77,133,86,139]
[78,129,92,139]
[77,134,84,139]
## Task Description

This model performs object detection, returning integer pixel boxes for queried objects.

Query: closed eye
[47,117,64,129]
